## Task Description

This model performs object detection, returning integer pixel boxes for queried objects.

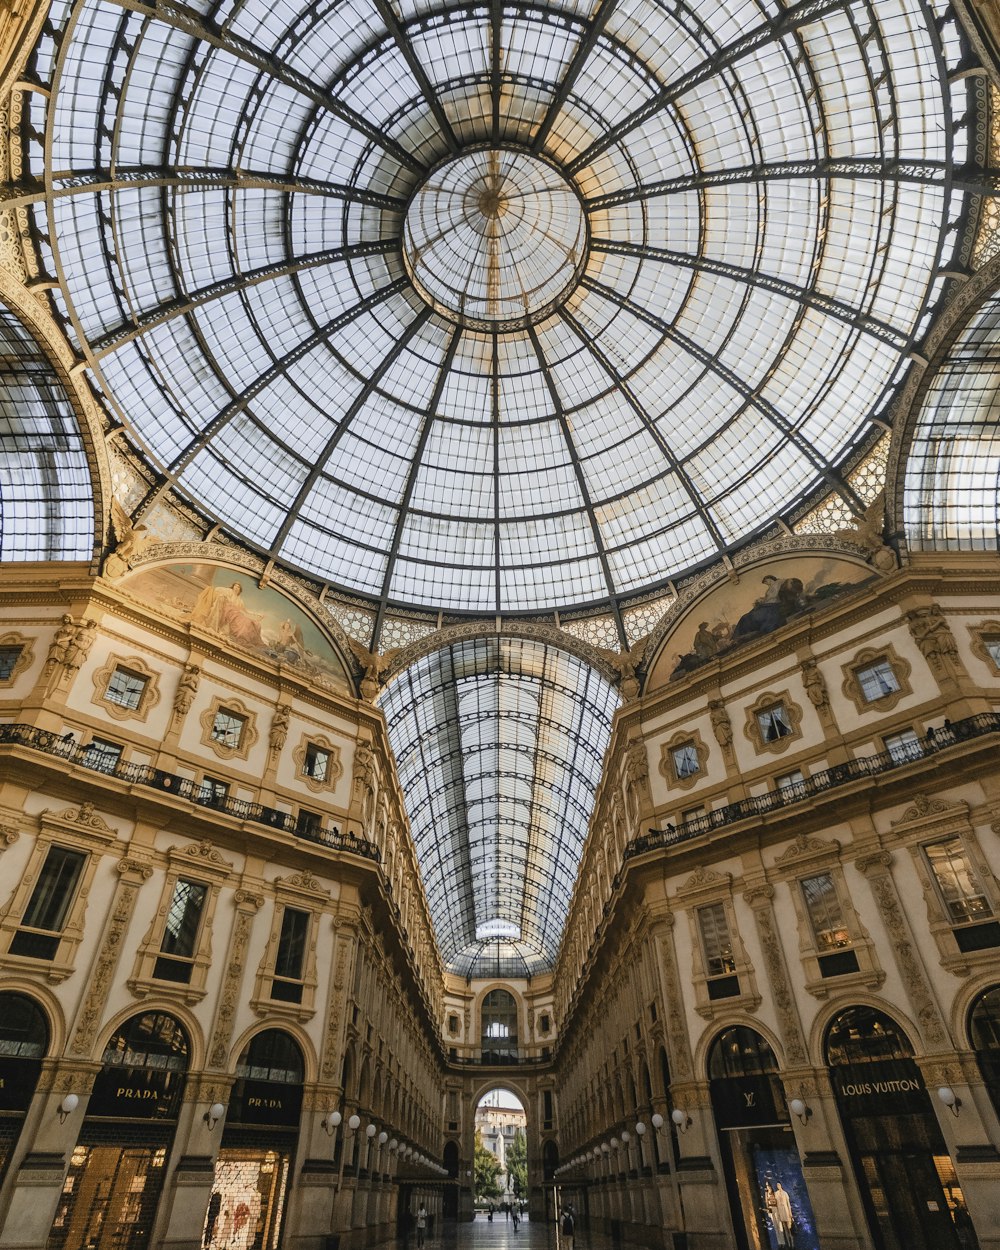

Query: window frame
[0,634,33,686]
[659,730,708,791]
[842,645,912,714]
[744,690,803,755]
[92,654,161,722]
[200,696,258,761]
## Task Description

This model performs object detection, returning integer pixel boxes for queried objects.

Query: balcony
[626,712,1000,862]
[0,722,379,863]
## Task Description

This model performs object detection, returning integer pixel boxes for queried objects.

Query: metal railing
[626,712,1000,861]
[0,722,379,862]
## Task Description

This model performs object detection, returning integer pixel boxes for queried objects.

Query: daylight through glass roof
[27,0,975,616]
[379,637,619,978]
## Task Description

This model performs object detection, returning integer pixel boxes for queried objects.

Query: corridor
[412,1213,629,1249]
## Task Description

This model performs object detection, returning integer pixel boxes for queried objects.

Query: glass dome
[32,0,973,615]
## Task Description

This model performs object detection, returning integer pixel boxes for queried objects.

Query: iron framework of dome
[22,0,983,621]
[379,637,619,978]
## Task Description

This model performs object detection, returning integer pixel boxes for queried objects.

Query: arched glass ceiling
[26,0,976,615]
[904,291,1000,550]
[0,308,94,561]
[378,637,619,978]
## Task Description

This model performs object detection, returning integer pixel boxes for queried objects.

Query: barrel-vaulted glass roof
[379,638,619,978]
[26,0,978,617]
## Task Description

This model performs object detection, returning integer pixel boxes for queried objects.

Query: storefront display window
[203,1151,290,1250]
[826,1006,978,1250]
[708,1027,819,1250]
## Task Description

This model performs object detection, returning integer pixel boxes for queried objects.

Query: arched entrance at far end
[473,1087,529,1219]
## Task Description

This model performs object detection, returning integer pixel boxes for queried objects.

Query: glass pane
[699,903,736,977]
[274,909,309,981]
[21,847,86,933]
[924,838,993,923]
[105,667,147,710]
[159,880,207,958]
[801,874,850,951]
[857,661,901,702]
[211,710,245,748]
[0,647,23,681]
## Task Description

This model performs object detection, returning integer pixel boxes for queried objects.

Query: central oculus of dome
[402,148,587,330]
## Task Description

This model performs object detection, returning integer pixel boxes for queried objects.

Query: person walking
[511,1204,520,1231]
[561,1204,575,1249]
[416,1203,428,1248]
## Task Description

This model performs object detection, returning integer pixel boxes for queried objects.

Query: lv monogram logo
[743,1092,756,1107]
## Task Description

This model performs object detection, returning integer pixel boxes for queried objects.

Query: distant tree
[507,1128,528,1197]
[474,1129,502,1201]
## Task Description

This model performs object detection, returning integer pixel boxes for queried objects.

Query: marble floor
[404,1212,651,1248]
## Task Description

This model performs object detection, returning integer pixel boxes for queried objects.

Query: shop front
[826,1006,978,1250]
[708,1026,819,1250]
[47,1011,189,1250]
[0,993,48,1183]
[202,1030,303,1250]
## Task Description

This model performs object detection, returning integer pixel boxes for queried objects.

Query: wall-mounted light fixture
[321,1110,342,1136]
[634,1121,647,1137]
[204,1102,226,1131]
[650,1112,664,1132]
[788,1097,812,1126]
[671,1108,692,1134]
[937,1086,962,1117]
[57,1093,79,1124]
[348,1113,361,1131]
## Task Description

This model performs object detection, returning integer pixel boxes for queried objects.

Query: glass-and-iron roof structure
[13,0,988,977]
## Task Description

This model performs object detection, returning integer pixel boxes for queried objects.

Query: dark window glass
[199,777,229,806]
[159,880,207,958]
[0,646,23,681]
[106,667,147,710]
[303,743,330,780]
[698,903,736,977]
[672,742,699,778]
[295,809,321,836]
[236,1030,304,1084]
[0,992,49,1057]
[274,908,309,981]
[18,846,85,936]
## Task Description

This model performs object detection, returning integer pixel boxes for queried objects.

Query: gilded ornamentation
[70,860,151,1055]
[103,499,154,579]
[860,857,946,1047]
[208,892,262,1067]
[744,887,807,1065]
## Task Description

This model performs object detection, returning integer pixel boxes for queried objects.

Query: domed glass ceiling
[30,0,973,615]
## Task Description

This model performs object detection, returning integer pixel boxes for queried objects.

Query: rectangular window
[303,743,330,781]
[757,704,792,742]
[211,708,245,749]
[296,809,321,837]
[10,846,86,959]
[697,903,736,977]
[856,659,901,702]
[152,880,208,982]
[801,873,850,951]
[672,743,700,779]
[199,777,230,807]
[105,667,147,711]
[924,837,993,924]
[682,806,705,825]
[0,645,23,681]
[985,638,1000,666]
[776,770,806,794]
[82,737,122,773]
[884,729,921,764]
[272,907,309,1003]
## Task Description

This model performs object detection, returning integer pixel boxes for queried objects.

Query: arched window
[481,989,518,1062]
[236,1029,305,1084]
[708,1025,781,1080]
[968,986,1000,1120]
[0,993,48,1183]
[88,1011,190,1120]
[825,1005,913,1066]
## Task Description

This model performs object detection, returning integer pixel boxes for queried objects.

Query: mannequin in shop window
[772,1182,793,1247]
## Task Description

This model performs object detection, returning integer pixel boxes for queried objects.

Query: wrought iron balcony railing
[626,712,1000,861]
[0,722,379,862]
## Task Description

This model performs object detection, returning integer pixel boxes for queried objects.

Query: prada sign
[230,1079,302,1128]
[87,1064,185,1120]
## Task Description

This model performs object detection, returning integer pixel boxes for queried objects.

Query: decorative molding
[969,620,1000,676]
[43,615,97,678]
[208,891,263,1068]
[891,793,966,827]
[172,663,200,719]
[678,865,731,894]
[292,734,344,795]
[175,840,235,875]
[0,825,19,850]
[199,695,259,762]
[0,632,34,685]
[90,652,161,723]
[46,803,115,835]
[743,690,803,755]
[799,656,830,712]
[744,887,807,1065]
[774,834,841,866]
[841,644,913,715]
[659,730,709,791]
[652,918,693,1081]
[70,858,152,1055]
